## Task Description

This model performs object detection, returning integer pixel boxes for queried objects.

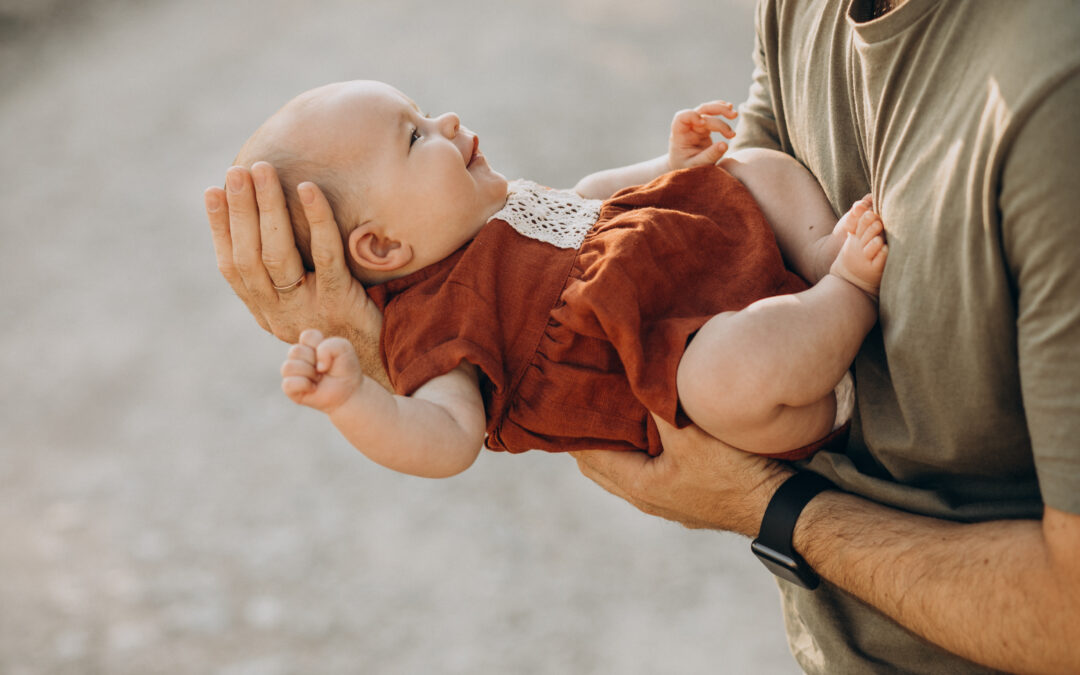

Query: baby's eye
[409,126,421,147]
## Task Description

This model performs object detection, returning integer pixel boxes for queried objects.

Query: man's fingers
[572,450,698,524]
[299,182,350,296]
[206,186,238,284]
[252,162,307,288]
[572,449,651,499]
[206,184,271,332]
[226,166,273,296]
[572,452,632,503]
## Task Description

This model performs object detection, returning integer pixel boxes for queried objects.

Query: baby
[235,80,886,478]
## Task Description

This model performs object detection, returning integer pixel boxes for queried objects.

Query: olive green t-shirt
[729,0,1080,672]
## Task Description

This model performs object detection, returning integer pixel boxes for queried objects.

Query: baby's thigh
[676,312,762,426]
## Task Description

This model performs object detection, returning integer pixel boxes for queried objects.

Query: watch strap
[751,471,834,589]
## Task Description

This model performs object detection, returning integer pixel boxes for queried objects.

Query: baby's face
[296,81,508,272]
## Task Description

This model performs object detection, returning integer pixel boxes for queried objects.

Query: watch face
[751,540,820,590]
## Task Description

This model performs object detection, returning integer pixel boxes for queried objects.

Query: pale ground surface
[0,1,803,673]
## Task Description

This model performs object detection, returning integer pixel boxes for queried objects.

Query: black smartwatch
[751,471,835,590]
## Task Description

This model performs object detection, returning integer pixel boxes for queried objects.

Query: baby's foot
[829,198,887,299]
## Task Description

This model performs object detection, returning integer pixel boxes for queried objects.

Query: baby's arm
[718,148,846,284]
[282,329,486,478]
[573,101,737,200]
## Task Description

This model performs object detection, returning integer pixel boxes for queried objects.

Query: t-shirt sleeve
[730,0,783,153]
[1000,70,1080,514]
[381,282,506,398]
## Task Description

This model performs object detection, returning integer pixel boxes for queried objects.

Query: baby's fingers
[672,107,705,131]
[281,354,318,380]
[315,336,359,375]
[693,140,729,166]
[694,100,738,119]
[286,341,317,366]
[700,115,736,139]
[299,328,325,349]
[872,243,889,269]
[282,374,316,402]
[863,235,886,260]
[281,355,318,402]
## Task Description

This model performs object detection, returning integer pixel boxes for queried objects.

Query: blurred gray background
[0,0,803,673]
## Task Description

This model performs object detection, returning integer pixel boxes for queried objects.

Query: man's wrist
[790,484,845,557]
[744,465,797,538]
[752,471,836,588]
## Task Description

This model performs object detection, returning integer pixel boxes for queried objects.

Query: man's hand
[668,101,737,171]
[572,414,793,535]
[205,162,390,389]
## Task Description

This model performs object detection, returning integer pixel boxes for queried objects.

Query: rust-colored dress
[367,165,841,457]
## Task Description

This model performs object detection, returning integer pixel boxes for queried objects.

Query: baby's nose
[436,112,460,137]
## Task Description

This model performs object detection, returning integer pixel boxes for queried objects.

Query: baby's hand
[281,328,365,414]
[829,196,888,299]
[668,100,737,171]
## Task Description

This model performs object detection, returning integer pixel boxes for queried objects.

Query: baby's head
[235,80,508,284]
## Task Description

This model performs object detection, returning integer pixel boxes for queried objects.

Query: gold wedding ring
[272,273,305,293]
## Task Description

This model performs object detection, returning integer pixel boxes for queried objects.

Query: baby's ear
[346,223,413,272]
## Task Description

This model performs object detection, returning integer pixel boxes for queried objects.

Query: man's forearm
[793,491,1080,673]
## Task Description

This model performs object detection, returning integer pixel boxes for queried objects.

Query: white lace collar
[489,179,603,250]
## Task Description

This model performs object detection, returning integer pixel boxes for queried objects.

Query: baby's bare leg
[677,207,887,454]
